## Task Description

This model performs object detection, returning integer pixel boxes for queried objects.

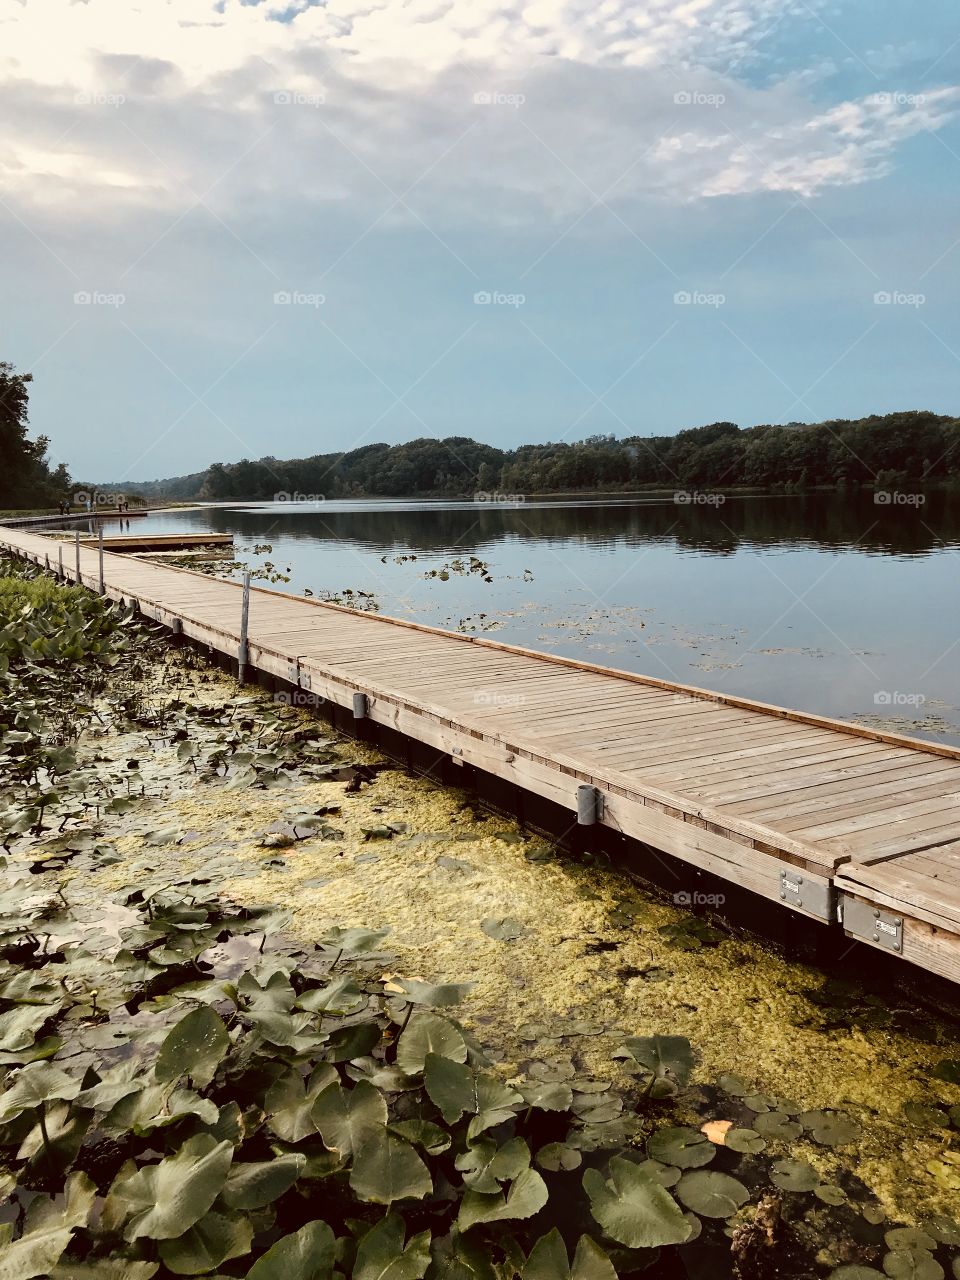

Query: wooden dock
[78,532,233,552]
[3,524,959,983]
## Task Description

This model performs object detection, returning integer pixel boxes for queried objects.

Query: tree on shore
[0,363,71,508]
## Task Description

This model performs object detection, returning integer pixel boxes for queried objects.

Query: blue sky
[2,0,959,480]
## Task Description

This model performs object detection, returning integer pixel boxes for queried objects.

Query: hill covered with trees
[108,411,960,501]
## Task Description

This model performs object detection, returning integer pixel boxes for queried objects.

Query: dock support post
[97,526,105,594]
[577,784,604,826]
[352,692,368,719]
[74,531,81,585]
[44,553,50,572]
[238,572,251,684]
[57,545,63,579]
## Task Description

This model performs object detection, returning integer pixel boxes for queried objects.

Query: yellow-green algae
[66,653,960,1227]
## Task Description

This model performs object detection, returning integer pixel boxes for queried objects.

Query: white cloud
[0,0,955,231]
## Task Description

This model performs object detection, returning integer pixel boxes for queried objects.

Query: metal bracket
[841,894,903,953]
[778,867,834,922]
[286,663,313,691]
[577,785,604,826]
[352,692,368,720]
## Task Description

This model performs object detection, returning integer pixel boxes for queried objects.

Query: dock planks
[3,524,960,983]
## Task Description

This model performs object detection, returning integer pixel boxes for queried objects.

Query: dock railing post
[97,526,105,595]
[238,572,251,684]
[74,531,81,585]
[58,545,63,579]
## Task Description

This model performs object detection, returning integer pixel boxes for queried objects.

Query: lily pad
[646,1127,715,1170]
[676,1170,750,1218]
[799,1109,862,1147]
[350,1129,433,1205]
[770,1159,819,1192]
[114,1134,234,1242]
[353,1214,430,1280]
[246,1221,336,1280]
[481,917,526,942]
[582,1157,691,1248]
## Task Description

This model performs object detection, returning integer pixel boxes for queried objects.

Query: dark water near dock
[102,490,960,744]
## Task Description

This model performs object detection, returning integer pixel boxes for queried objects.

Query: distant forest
[103,411,959,500]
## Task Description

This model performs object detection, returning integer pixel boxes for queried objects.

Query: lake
[110,490,959,745]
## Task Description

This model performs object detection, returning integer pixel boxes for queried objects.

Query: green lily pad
[904,1102,949,1129]
[885,1230,938,1253]
[353,1214,430,1280]
[114,1134,234,1242]
[396,1012,468,1075]
[536,1143,583,1172]
[752,1111,802,1140]
[770,1159,819,1192]
[814,1184,847,1205]
[582,1157,691,1248]
[717,1073,752,1096]
[646,1126,714,1169]
[158,1211,253,1275]
[882,1251,944,1280]
[154,1006,229,1088]
[458,1167,548,1232]
[350,1129,433,1205]
[246,1221,336,1280]
[312,1080,387,1160]
[799,1109,862,1147]
[220,1154,305,1210]
[725,1128,766,1154]
[676,1171,750,1219]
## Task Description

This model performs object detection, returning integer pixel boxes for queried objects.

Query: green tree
[0,363,70,508]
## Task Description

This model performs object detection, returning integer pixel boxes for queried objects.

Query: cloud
[0,0,956,236]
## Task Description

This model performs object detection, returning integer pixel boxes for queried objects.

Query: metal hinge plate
[778,868,834,922]
[841,894,903,953]
[286,664,311,690]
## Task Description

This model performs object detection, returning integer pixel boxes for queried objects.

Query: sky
[3,0,960,482]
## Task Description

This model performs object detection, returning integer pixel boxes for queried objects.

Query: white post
[58,545,63,578]
[98,525,105,594]
[238,572,251,683]
[74,531,81,584]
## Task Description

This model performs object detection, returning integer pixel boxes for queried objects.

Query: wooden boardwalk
[3,524,960,983]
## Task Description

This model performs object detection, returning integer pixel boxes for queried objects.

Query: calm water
[111,491,959,744]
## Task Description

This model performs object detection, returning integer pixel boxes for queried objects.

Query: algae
[45,646,960,1227]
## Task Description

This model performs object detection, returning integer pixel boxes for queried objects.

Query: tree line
[116,412,960,500]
